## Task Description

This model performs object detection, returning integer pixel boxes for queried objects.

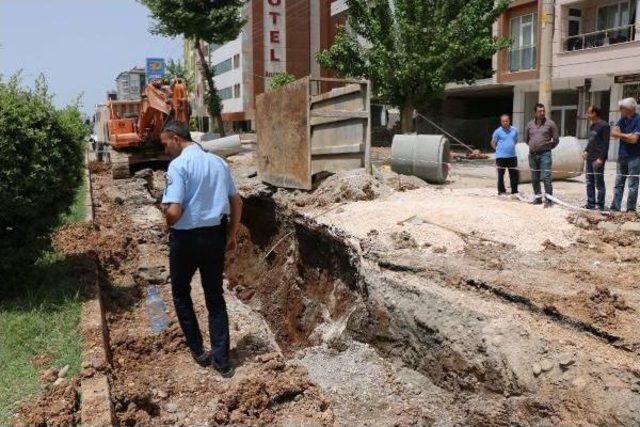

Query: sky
[0,0,183,115]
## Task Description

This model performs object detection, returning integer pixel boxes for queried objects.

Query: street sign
[145,58,166,81]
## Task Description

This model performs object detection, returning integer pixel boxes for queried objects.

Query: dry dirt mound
[584,285,632,326]
[110,323,333,427]
[13,378,80,427]
[282,169,391,207]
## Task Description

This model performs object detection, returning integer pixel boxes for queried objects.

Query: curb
[80,152,115,426]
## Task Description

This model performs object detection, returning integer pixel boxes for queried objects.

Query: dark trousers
[496,157,519,194]
[585,160,606,209]
[169,226,230,366]
[529,150,553,196]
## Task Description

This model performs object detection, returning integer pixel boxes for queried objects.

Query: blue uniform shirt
[162,144,238,230]
[616,114,640,158]
[492,125,518,158]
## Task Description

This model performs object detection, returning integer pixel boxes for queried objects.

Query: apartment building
[444,0,640,153]
[184,37,246,132]
[185,0,344,132]
[115,67,146,101]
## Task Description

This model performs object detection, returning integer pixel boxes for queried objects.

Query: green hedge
[0,75,86,275]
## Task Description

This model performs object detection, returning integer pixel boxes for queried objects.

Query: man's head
[161,121,192,157]
[586,105,601,123]
[500,114,510,129]
[534,103,546,121]
[618,97,638,119]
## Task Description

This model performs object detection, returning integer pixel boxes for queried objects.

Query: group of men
[491,98,640,211]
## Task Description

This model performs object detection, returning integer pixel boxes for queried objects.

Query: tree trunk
[400,105,415,134]
[194,39,226,137]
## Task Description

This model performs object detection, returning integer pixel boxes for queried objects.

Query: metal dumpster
[256,76,371,190]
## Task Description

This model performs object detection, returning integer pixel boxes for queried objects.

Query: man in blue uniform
[161,121,243,378]
[611,97,640,212]
[490,114,519,195]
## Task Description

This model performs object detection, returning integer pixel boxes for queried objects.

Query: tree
[165,58,194,92]
[268,72,296,91]
[139,0,245,136]
[0,74,86,273]
[317,0,510,133]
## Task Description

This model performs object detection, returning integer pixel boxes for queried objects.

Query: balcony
[564,24,636,51]
[554,0,640,79]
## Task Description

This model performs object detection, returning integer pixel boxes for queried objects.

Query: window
[551,90,578,137]
[218,86,233,100]
[597,2,632,31]
[566,9,583,51]
[233,54,240,69]
[623,83,640,110]
[551,106,578,137]
[593,1,636,46]
[213,58,232,76]
[234,83,241,98]
[509,13,537,72]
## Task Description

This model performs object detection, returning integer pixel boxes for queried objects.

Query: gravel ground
[308,186,577,253]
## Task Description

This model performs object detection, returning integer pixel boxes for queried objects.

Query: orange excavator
[96,79,190,178]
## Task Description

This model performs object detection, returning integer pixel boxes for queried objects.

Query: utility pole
[538,0,554,109]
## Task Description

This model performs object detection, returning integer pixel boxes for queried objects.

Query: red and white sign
[264,0,286,87]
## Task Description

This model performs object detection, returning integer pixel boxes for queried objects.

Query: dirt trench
[43,159,640,427]
[227,191,640,426]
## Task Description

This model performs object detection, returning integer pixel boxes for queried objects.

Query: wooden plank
[311,143,364,155]
[310,77,369,84]
[364,80,372,174]
[310,84,363,104]
[310,110,369,118]
[310,115,367,127]
[256,77,311,190]
[311,153,363,174]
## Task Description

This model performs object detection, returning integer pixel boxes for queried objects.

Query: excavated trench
[226,196,364,353]
[89,165,640,426]
[226,195,538,421]
[227,193,640,426]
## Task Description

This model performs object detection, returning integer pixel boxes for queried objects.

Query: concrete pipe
[515,136,584,183]
[199,134,242,157]
[390,134,450,184]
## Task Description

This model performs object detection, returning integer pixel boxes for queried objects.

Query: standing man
[582,105,610,210]
[171,78,189,125]
[524,103,560,207]
[610,97,640,212]
[490,114,519,195]
[161,121,242,378]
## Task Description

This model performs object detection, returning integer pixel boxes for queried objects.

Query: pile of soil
[584,285,631,325]
[13,379,80,427]
[284,169,391,207]
[54,220,135,275]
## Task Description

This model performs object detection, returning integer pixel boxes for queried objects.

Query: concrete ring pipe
[515,136,584,183]
[199,134,243,157]
[390,134,450,184]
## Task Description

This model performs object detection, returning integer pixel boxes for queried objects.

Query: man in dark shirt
[524,103,560,207]
[582,106,610,210]
[610,98,640,212]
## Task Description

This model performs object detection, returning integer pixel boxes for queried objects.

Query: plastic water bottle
[145,285,168,333]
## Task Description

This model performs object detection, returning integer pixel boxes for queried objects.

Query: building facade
[115,67,146,101]
[185,0,345,131]
[444,0,640,153]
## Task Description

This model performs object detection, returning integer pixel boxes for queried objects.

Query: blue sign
[146,58,165,81]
